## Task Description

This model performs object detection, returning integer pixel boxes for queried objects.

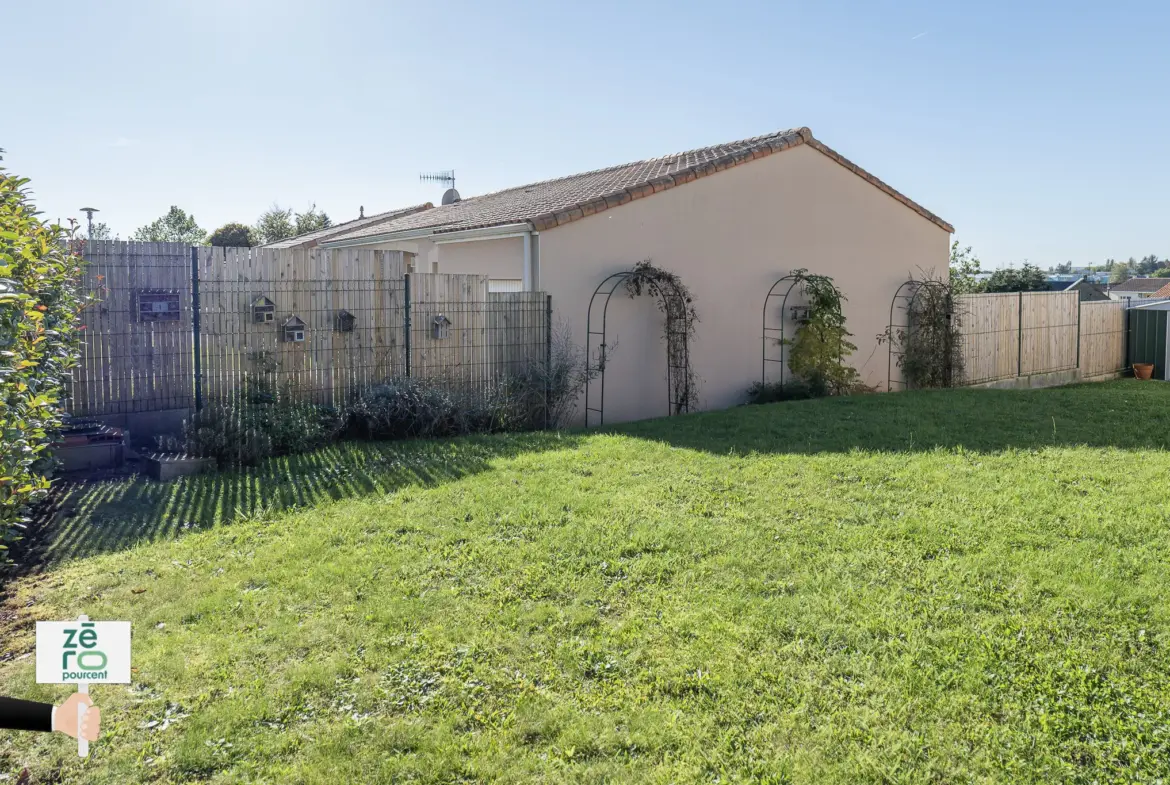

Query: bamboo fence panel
[1019,291,1078,375]
[1079,300,1128,377]
[195,247,406,408]
[955,292,1021,385]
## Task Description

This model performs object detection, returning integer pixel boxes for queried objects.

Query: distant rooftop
[261,203,433,249]
[1110,277,1166,293]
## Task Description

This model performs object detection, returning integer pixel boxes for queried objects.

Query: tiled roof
[1110,277,1166,293]
[1151,280,1170,298]
[261,203,433,249]
[323,127,953,246]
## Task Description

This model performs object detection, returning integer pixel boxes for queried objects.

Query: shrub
[745,377,828,405]
[0,154,87,564]
[346,377,507,441]
[501,322,595,429]
[178,400,344,466]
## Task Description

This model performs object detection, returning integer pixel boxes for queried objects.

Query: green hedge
[0,154,86,564]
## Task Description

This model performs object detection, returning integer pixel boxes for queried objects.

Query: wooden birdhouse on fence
[432,313,452,339]
[334,309,356,333]
[251,296,276,324]
[282,315,307,343]
[135,289,182,322]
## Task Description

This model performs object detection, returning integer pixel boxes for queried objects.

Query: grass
[2,380,1170,783]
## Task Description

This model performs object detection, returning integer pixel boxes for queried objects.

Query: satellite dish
[441,188,461,205]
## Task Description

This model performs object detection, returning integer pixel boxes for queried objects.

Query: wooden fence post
[1017,290,1024,377]
[191,246,203,412]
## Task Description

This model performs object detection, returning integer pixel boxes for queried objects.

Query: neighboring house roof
[1109,277,1166,293]
[1063,277,1110,301]
[261,203,433,249]
[1150,280,1170,299]
[322,127,953,247]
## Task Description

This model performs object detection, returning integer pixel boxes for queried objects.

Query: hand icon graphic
[53,693,100,742]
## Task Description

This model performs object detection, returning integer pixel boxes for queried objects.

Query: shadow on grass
[23,431,584,570]
[19,382,1170,573]
[611,382,1170,456]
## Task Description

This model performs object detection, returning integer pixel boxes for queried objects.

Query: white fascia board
[320,226,439,249]
[431,223,534,245]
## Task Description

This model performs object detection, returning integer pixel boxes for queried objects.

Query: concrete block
[55,443,124,473]
[144,453,215,482]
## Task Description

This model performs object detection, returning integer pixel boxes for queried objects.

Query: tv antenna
[419,170,455,190]
[420,170,461,205]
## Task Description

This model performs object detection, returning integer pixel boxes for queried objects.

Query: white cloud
[910,31,929,40]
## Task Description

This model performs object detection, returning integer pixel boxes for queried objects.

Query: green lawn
[3,381,1170,783]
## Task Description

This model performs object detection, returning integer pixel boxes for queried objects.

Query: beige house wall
[435,237,525,280]
[538,143,950,424]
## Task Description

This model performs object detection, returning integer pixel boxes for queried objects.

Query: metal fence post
[403,273,412,378]
[545,294,553,429]
[1017,290,1024,377]
[191,246,203,412]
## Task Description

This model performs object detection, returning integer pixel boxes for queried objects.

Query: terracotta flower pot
[1134,363,1155,380]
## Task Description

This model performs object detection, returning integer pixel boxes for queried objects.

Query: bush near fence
[0,157,86,561]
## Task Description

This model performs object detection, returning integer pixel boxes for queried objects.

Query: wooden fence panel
[955,292,1021,385]
[72,245,548,416]
[1080,300,1129,378]
[70,240,193,416]
[196,247,405,408]
[1020,291,1078,375]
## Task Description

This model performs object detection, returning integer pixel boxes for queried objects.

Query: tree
[254,204,295,245]
[131,206,206,244]
[294,203,331,236]
[1110,259,1133,284]
[1138,254,1163,275]
[90,222,112,241]
[209,222,255,247]
[949,241,983,294]
[1054,261,1073,274]
[983,263,1048,293]
[1153,267,1170,278]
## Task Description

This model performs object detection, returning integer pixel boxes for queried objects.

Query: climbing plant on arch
[585,261,699,426]
[761,269,864,395]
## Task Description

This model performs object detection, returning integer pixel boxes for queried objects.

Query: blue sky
[4,0,1168,268]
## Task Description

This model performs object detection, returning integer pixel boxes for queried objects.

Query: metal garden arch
[761,274,802,387]
[585,270,693,426]
[887,278,954,390]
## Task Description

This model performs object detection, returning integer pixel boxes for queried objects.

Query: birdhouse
[790,305,813,325]
[251,296,276,324]
[135,289,182,322]
[432,313,452,339]
[282,315,307,343]
[334,309,356,333]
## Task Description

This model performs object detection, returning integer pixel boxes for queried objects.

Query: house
[261,203,433,250]
[1149,280,1170,300]
[1108,278,1166,303]
[321,126,952,424]
[1062,276,1111,302]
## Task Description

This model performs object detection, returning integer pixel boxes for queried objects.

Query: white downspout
[522,231,533,291]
